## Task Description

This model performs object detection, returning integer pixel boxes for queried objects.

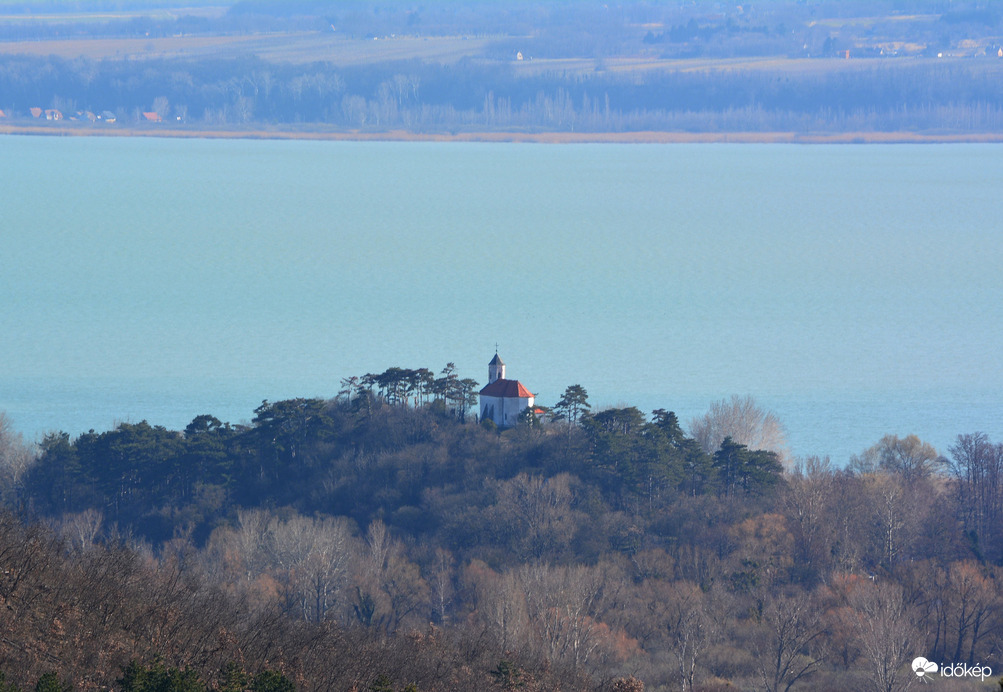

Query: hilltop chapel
[478,353,535,428]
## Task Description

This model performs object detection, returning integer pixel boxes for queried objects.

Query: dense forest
[2,1,1003,134]
[0,363,1001,690]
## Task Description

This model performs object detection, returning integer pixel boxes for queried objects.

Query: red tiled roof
[479,379,534,398]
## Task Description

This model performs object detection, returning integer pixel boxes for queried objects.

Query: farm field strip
[0,31,501,64]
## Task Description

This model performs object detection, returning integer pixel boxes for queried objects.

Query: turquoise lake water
[2,136,1001,463]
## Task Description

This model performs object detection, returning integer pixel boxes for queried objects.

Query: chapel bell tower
[488,353,505,383]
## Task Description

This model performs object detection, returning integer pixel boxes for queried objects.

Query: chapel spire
[488,352,505,383]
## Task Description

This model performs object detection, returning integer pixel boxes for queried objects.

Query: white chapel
[478,353,535,428]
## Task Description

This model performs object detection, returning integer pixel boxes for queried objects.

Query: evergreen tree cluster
[23,378,780,548]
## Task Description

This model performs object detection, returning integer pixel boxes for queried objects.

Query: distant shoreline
[4,123,1003,144]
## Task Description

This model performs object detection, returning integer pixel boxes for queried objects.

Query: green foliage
[354,586,377,627]
[368,675,393,692]
[489,660,525,690]
[250,671,294,692]
[118,659,204,692]
[32,431,87,512]
[117,661,293,692]
[652,408,685,445]
[553,384,590,425]
[580,406,685,503]
[252,398,333,467]
[216,663,248,692]
[5,383,1003,691]
[21,375,788,550]
[0,671,21,692]
[516,406,542,430]
[33,673,69,692]
[677,438,716,496]
[712,437,782,497]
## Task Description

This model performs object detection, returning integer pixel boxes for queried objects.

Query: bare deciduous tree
[493,473,581,560]
[859,471,933,571]
[849,434,943,481]
[949,433,1003,561]
[689,395,787,462]
[58,508,104,552]
[152,95,169,120]
[838,580,922,692]
[429,547,455,625]
[783,456,838,582]
[656,580,717,692]
[248,512,356,623]
[519,562,622,670]
[0,411,35,504]
[945,561,997,665]
[464,559,529,655]
[359,519,429,632]
[753,590,827,692]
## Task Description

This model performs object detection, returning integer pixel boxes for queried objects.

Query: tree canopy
[0,370,996,691]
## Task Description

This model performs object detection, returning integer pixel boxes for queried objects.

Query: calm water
[2,136,1001,463]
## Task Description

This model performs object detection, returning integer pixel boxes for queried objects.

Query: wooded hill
[2,374,1002,690]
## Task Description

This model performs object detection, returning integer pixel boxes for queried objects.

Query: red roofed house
[479,353,535,427]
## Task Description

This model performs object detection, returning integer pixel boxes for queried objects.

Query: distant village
[0,107,172,124]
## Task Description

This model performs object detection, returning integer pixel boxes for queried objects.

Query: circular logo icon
[912,657,938,678]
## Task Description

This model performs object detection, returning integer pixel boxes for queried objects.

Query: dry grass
[0,6,226,24]
[0,33,266,60]
[251,33,500,65]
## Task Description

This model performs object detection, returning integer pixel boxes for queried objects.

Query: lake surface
[2,136,1001,463]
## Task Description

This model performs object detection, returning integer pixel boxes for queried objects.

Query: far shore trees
[4,1,1003,137]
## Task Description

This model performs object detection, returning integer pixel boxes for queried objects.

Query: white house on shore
[478,353,534,428]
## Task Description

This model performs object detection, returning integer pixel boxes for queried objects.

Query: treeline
[21,380,783,549]
[3,370,1003,689]
[5,51,1003,134]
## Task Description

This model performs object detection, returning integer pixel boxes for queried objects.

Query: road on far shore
[3,122,1003,144]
